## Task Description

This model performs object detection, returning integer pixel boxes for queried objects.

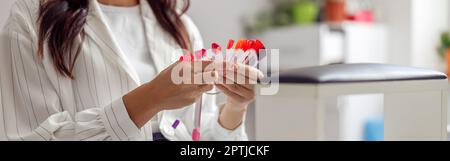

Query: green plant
[438,32,450,58]
[244,0,320,35]
[292,0,319,25]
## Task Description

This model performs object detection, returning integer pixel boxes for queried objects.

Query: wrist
[219,103,247,130]
[143,82,164,111]
[224,101,248,113]
[123,84,162,128]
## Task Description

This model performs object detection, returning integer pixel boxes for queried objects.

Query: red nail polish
[243,40,254,51]
[227,39,235,49]
[201,49,207,57]
[212,43,222,54]
[212,43,220,50]
[241,40,249,51]
[180,53,194,61]
[235,39,244,50]
[251,39,265,54]
[194,49,206,60]
[189,54,194,61]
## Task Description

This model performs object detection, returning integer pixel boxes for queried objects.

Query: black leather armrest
[276,63,447,84]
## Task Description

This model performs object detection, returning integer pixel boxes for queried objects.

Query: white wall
[374,0,449,70]
[187,0,270,46]
[373,0,412,66]
[411,0,448,70]
[0,0,15,28]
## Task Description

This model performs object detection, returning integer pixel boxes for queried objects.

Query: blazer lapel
[140,0,182,73]
[84,0,141,85]
[84,1,186,129]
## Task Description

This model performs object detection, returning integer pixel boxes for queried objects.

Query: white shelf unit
[254,23,388,72]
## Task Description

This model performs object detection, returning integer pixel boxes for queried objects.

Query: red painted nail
[212,43,222,54]
[241,40,249,51]
[194,49,206,60]
[227,39,235,49]
[235,39,244,50]
[251,39,265,54]
[244,40,255,51]
[201,49,206,57]
[189,54,194,61]
[212,43,220,50]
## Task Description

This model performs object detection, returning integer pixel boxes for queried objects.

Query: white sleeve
[200,94,249,141]
[0,1,142,141]
[181,15,249,141]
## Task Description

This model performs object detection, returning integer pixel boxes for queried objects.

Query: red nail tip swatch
[250,39,265,54]
[212,43,222,54]
[227,39,235,49]
[179,39,266,63]
[235,39,244,50]
[243,40,254,51]
[212,43,220,50]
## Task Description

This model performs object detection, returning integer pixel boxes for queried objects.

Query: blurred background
[187,0,449,71]
[1,0,450,141]
[187,0,450,141]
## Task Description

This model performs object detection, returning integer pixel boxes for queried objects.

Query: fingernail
[242,40,254,52]
[195,49,206,60]
[227,39,235,49]
[212,43,222,54]
[251,39,265,54]
[235,39,244,50]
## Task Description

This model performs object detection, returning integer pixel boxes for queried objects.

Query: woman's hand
[216,63,264,130]
[123,61,217,128]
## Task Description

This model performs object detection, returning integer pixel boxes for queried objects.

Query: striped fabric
[0,0,248,141]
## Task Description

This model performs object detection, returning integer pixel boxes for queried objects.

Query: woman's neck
[97,0,140,7]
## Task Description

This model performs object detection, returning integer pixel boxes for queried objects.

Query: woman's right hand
[123,61,217,128]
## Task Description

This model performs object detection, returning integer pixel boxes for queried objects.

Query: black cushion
[276,63,447,84]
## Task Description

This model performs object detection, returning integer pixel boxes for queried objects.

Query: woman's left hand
[215,63,264,130]
[215,80,256,111]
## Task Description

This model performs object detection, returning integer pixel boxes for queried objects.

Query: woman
[0,0,260,141]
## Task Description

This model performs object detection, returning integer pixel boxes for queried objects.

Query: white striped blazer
[0,0,248,141]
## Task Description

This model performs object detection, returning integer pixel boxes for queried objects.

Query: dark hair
[38,0,192,79]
